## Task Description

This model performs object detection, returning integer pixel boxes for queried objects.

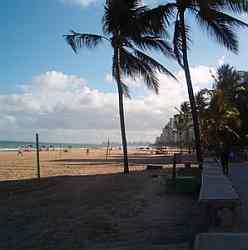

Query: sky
[0,0,248,144]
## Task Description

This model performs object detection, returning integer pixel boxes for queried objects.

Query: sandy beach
[0,148,201,250]
[0,148,194,181]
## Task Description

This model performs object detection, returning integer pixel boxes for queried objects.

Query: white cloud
[59,0,102,7]
[218,56,225,67]
[177,65,215,92]
[59,0,162,8]
[105,73,142,88]
[105,73,113,84]
[0,65,214,143]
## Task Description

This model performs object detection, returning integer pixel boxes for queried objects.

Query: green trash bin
[175,176,198,193]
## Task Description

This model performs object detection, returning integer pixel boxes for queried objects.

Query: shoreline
[0,145,153,153]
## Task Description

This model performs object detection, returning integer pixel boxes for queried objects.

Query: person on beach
[220,145,230,175]
[86,148,89,155]
[229,149,235,162]
[17,148,23,157]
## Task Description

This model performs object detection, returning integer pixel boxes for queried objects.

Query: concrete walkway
[230,162,248,231]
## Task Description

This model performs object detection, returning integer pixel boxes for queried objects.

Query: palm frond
[132,48,176,79]
[136,3,176,35]
[103,0,175,39]
[129,36,174,58]
[112,53,117,82]
[102,0,145,36]
[198,6,248,27]
[119,48,160,93]
[195,9,240,53]
[213,0,248,13]
[180,101,191,113]
[173,19,184,68]
[120,81,131,98]
[112,52,131,98]
[172,16,191,68]
[64,30,104,53]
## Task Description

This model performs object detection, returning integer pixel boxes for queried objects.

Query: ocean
[0,140,102,152]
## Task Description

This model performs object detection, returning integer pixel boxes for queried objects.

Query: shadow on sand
[50,155,175,166]
[0,169,201,250]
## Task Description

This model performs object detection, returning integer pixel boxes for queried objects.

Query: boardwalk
[230,162,248,231]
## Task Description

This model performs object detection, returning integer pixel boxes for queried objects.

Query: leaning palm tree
[64,0,175,173]
[152,0,248,166]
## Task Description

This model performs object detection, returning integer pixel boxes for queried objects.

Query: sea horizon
[0,140,153,151]
[0,140,103,151]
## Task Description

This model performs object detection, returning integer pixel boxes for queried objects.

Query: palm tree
[64,0,175,173]
[152,0,248,167]
[212,64,248,147]
[205,89,240,153]
[180,101,190,114]
[175,102,193,151]
[174,113,188,151]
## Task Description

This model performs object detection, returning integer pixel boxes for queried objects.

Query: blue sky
[1,0,112,93]
[0,0,248,143]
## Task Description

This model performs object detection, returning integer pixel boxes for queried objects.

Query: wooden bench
[146,164,163,170]
[194,233,248,250]
[199,160,240,229]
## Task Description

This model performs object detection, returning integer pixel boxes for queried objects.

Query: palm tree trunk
[179,11,203,168]
[114,47,129,174]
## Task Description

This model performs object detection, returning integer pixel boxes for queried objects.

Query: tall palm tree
[152,0,248,167]
[64,0,175,174]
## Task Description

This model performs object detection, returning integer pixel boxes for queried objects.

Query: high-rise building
[238,71,248,84]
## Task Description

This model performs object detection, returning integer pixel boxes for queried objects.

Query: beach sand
[0,148,193,181]
[0,149,201,250]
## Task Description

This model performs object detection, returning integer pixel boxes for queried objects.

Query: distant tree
[213,64,242,105]
[209,64,248,149]
[175,64,248,153]
[195,89,209,116]
[195,89,209,146]
[180,101,191,114]
[198,64,241,151]
[205,90,240,153]
[175,104,193,151]
[64,0,175,173]
[150,0,248,166]
[234,83,248,146]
